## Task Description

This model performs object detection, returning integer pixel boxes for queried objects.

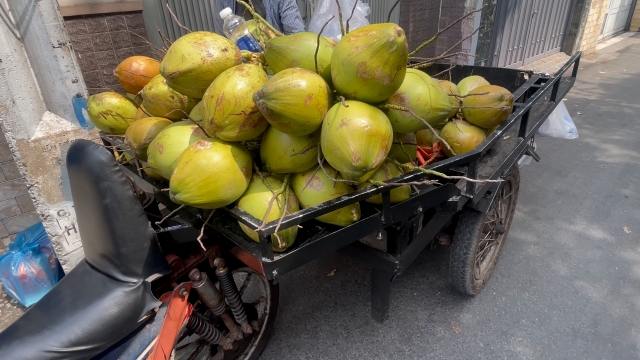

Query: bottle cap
[219,7,233,20]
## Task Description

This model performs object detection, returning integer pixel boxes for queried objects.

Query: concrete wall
[0,0,99,272]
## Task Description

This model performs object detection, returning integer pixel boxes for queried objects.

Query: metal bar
[340,242,399,273]
[397,210,456,272]
[370,267,395,323]
[518,108,530,139]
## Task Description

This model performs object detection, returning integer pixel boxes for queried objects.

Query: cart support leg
[371,267,396,323]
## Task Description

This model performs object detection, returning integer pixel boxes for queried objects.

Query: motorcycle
[0,140,278,360]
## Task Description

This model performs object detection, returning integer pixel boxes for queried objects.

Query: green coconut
[438,80,461,119]
[440,119,486,157]
[141,161,164,181]
[134,105,153,121]
[170,139,252,209]
[321,100,393,182]
[462,85,514,129]
[254,68,331,136]
[457,75,490,96]
[264,32,334,85]
[291,164,361,227]
[357,162,410,204]
[415,128,440,147]
[237,175,299,252]
[146,121,210,179]
[124,117,173,161]
[87,92,137,134]
[202,64,269,141]
[260,126,319,174]
[331,23,408,103]
[160,31,242,98]
[127,93,143,106]
[383,69,451,133]
[189,101,204,124]
[388,132,417,164]
[141,75,198,121]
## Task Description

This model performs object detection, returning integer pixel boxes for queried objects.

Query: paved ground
[260,34,640,360]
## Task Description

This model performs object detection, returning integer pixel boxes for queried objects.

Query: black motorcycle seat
[0,260,160,359]
[0,139,170,359]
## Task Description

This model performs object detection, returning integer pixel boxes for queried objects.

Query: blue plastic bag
[0,223,64,307]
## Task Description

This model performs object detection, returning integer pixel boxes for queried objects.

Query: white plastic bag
[538,101,579,139]
[518,139,537,168]
[308,0,370,42]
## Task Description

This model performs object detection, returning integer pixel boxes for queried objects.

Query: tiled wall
[0,129,39,256]
[630,2,640,32]
[579,0,608,55]
[64,11,155,95]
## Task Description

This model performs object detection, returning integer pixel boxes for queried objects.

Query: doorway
[599,0,634,40]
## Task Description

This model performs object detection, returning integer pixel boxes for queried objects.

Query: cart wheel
[232,267,279,360]
[174,267,278,360]
[449,166,520,296]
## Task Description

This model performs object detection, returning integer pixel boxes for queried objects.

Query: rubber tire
[449,167,520,296]
[235,268,279,360]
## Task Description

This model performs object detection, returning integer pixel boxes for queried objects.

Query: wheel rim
[174,268,273,360]
[472,175,518,287]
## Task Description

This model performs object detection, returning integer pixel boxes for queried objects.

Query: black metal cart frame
[106,52,580,324]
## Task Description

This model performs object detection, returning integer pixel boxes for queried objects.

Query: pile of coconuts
[88,21,513,253]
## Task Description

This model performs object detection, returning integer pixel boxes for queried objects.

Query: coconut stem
[272,186,290,249]
[236,1,284,37]
[196,210,215,251]
[432,63,456,79]
[409,52,475,69]
[346,0,359,33]
[156,25,173,48]
[155,205,185,226]
[253,164,284,208]
[166,3,192,34]
[338,95,349,107]
[316,143,359,185]
[129,30,167,55]
[256,174,290,232]
[387,157,503,184]
[316,16,335,74]
[378,104,456,156]
[396,139,417,166]
[408,4,486,57]
[387,0,401,23]
[335,0,346,36]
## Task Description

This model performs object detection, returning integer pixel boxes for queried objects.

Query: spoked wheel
[449,167,520,296]
[175,267,279,360]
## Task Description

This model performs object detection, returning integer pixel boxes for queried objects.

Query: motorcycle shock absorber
[213,258,253,334]
[186,314,234,350]
[189,268,243,340]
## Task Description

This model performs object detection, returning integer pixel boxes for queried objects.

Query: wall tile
[0,179,29,203]
[111,30,132,49]
[92,34,114,52]
[65,18,87,36]
[0,199,21,221]
[106,14,127,31]
[85,15,109,34]
[96,50,119,70]
[124,12,146,29]
[129,28,149,47]
[0,162,21,181]
[70,34,95,54]
[0,143,13,163]
[3,212,40,235]
[15,195,35,213]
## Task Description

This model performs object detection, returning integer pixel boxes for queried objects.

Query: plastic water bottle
[219,7,263,53]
